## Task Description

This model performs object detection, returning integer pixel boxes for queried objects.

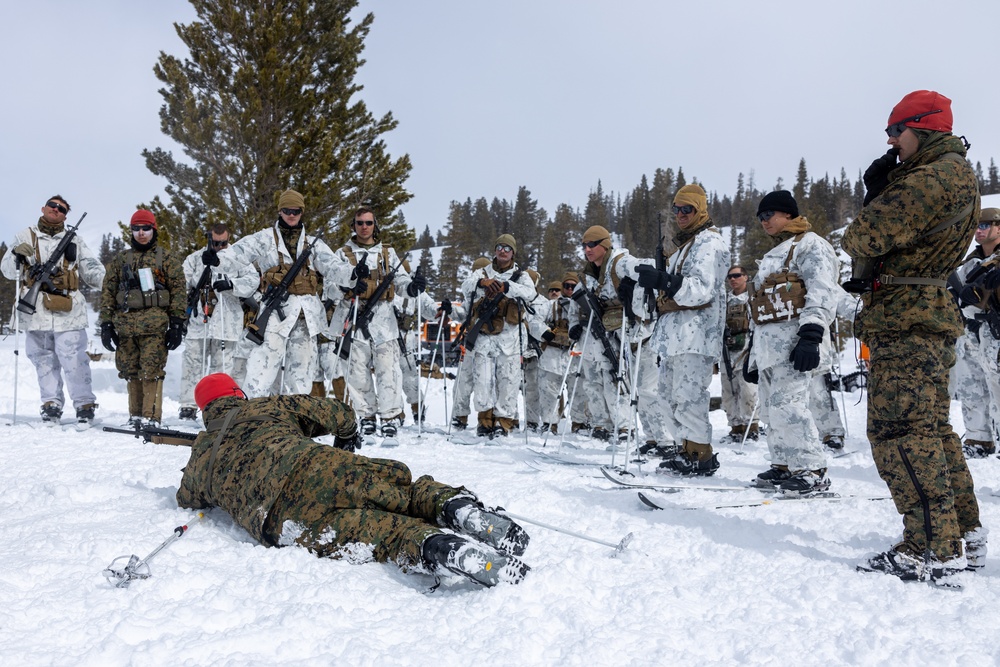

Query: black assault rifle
[18,212,88,315]
[646,216,664,318]
[186,268,213,322]
[571,287,628,388]
[247,235,321,345]
[463,289,507,352]
[103,424,198,447]
[338,252,409,360]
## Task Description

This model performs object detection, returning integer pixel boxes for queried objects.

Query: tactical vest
[471,269,523,335]
[543,298,572,349]
[260,228,320,297]
[748,234,808,325]
[23,230,80,312]
[594,254,625,331]
[725,298,750,335]
[341,245,395,301]
[116,247,171,311]
[656,228,718,315]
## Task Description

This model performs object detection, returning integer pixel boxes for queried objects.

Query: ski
[640,489,891,511]
[638,492,665,510]
[380,437,400,448]
[450,434,488,446]
[529,448,606,467]
[601,466,747,492]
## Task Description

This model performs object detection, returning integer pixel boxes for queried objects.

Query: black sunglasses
[46,201,68,215]
[726,273,745,280]
[211,239,230,248]
[354,219,375,227]
[582,240,604,249]
[757,210,777,222]
[280,208,303,216]
[131,224,154,232]
[562,282,577,290]
[885,109,943,138]
[671,204,695,215]
[548,288,561,293]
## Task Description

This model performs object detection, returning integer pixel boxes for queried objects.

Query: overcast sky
[2,0,998,251]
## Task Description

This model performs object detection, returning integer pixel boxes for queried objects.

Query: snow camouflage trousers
[809,371,845,440]
[867,332,980,561]
[977,330,1000,442]
[523,357,541,424]
[658,353,714,444]
[951,332,996,442]
[115,333,168,381]
[262,447,463,566]
[244,316,317,398]
[347,336,404,420]
[451,352,476,418]
[25,329,96,410]
[720,348,757,428]
[179,338,238,409]
[758,363,826,471]
[537,363,589,426]
[473,350,520,420]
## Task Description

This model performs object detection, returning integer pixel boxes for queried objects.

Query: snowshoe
[360,416,377,436]
[380,417,401,439]
[178,407,198,421]
[442,496,530,557]
[422,533,529,587]
[965,527,988,570]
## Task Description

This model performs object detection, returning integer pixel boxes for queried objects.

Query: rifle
[571,287,627,387]
[103,424,198,446]
[463,290,506,352]
[247,235,321,345]
[338,252,409,360]
[186,265,213,322]
[721,327,734,381]
[17,212,88,315]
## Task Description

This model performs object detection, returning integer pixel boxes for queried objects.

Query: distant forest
[426,156,1000,298]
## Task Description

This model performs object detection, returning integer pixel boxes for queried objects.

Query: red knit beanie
[130,209,158,230]
[888,90,953,133]
[194,373,246,410]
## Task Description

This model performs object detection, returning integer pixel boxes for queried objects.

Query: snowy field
[1,333,999,667]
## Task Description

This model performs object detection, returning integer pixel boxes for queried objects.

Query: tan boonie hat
[278,189,305,211]
[981,208,1000,224]
[582,225,612,251]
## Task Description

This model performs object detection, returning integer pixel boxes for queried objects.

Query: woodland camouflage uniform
[100,237,186,423]
[842,130,982,563]
[177,394,465,566]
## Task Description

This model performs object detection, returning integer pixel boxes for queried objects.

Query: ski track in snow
[1,336,999,667]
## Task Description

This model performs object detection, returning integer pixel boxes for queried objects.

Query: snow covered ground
[1,334,999,667]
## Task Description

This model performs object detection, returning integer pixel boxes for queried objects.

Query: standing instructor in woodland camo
[843,90,985,582]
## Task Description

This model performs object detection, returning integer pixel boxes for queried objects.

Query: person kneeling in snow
[176,373,530,586]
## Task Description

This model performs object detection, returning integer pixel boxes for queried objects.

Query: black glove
[983,267,1000,291]
[789,323,824,372]
[863,149,898,206]
[351,258,370,281]
[635,265,682,298]
[541,330,556,343]
[212,277,234,292]
[202,247,220,267]
[958,284,983,308]
[334,431,363,452]
[439,298,452,315]
[165,317,186,351]
[568,324,584,341]
[407,272,427,297]
[100,321,119,352]
[63,242,77,263]
[617,275,637,321]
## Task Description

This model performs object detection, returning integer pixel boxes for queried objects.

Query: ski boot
[75,403,97,428]
[360,416,377,436]
[179,407,198,421]
[441,495,530,556]
[778,469,831,496]
[753,465,792,489]
[422,533,529,587]
[40,402,63,425]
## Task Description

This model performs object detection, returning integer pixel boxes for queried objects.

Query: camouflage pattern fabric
[100,243,186,337]
[346,337,403,420]
[975,327,1000,441]
[24,329,96,410]
[243,317,318,397]
[758,364,826,471]
[658,352,714,445]
[451,351,476,419]
[809,371,845,440]
[842,132,982,561]
[720,347,757,429]
[179,339,234,409]
[950,333,995,442]
[867,333,979,560]
[472,348,520,420]
[115,334,169,381]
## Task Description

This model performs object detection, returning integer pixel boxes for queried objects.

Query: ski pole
[501,510,633,554]
[12,268,21,425]
[609,319,632,468]
[544,310,594,448]
[736,400,759,455]
[103,512,205,588]
[419,307,448,437]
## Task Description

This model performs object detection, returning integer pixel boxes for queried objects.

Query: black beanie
[757,190,799,218]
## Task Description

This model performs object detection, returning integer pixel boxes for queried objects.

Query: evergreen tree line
[432,156,1000,298]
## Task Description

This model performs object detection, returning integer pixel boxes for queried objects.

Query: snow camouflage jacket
[953,246,988,328]
[99,242,186,337]
[0,221,105,332]
[183,246,260,341]
[176,394,358,544]
[649,227,730,359]
[537,294,575,374]
[842,133,980,340]
[216,222,342,339]
[749,228,840,372]
[327,239,415,348]
[459,261,537,357]
[393,291,439,361]
[575,248,656,352]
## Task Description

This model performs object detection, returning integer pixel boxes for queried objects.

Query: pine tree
[510,186,544,268]
[415,225,434,249]
[989,159,1000,195]
[417,246,438,294]
[0,244,12,322]
[142,0,413,256]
